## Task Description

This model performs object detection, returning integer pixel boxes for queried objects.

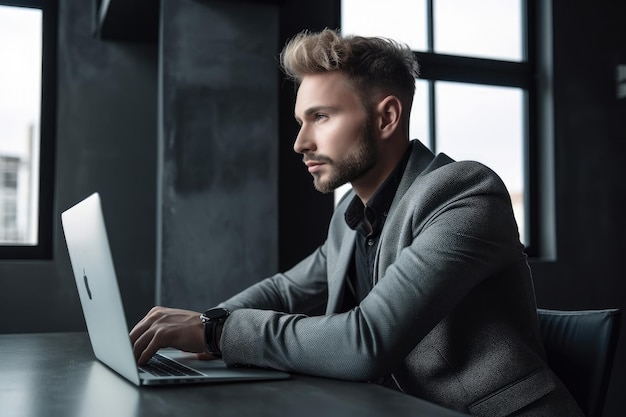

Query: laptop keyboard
[140,353,202,377]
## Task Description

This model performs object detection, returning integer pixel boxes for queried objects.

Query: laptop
[61,192,290,386]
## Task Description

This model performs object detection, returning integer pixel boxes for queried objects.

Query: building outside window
[0,0,55,259]
[0,4,41,246]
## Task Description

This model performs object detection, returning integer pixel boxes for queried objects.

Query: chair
[537,308,621,417]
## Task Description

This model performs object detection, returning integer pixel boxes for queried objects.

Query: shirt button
[367,239,375,246]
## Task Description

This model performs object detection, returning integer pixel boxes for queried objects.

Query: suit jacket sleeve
[219,160,524,381]
[217,243,330,315]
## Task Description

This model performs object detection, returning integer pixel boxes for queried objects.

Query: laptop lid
[61,192,289,386]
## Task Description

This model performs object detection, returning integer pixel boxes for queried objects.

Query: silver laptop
[61,192,290,386]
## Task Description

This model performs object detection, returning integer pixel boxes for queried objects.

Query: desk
[0,333,468,417]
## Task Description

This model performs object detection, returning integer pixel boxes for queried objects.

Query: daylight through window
[0,4,42,246]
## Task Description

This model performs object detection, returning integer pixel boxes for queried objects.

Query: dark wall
[158,0,280,310]
[156,0,341,307]
[0,0,158,332]
[530,1,626,416]
[277,0,338,271]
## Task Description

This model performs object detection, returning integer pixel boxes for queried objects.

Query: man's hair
[280,28,419,115]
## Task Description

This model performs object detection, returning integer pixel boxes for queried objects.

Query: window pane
[434,0,523,61]
[341,0,428,51]
[0,5,42,245]
[435,82,525,243]
[411,79,431,149]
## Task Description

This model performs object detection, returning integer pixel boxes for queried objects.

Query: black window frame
[0,0,57,259]
[413,0,542,257]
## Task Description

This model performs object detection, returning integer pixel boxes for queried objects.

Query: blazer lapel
[373,140,453,284]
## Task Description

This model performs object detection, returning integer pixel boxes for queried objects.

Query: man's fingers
[129,306,165,344]
[133,325,173,365]
[129,306,205,364]
[130,308,165,362]
[137,335,161,365]
[129,320,150,345]
[131,327,154,364]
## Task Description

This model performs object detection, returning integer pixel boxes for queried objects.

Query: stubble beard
[311,122,378,194]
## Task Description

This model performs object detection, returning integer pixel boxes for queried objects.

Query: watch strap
[200,308,230,357]
[203,320,222,357]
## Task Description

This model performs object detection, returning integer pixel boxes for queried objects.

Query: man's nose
[293,126,314,154]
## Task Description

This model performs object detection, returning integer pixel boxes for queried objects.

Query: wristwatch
[200,307,230,357]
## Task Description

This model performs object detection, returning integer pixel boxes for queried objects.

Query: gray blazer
[218,140,583,417]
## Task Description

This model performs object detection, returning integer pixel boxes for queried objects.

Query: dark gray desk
[0,333,469,417]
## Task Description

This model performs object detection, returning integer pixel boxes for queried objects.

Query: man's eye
[315,113,328,121]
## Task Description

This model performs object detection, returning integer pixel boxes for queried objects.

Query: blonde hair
[280,28,419,113]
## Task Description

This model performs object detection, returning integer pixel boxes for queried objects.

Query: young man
[131,29,583,416]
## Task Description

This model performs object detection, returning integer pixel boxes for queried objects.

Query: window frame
[412,0,542,257]
[0,0,57,259]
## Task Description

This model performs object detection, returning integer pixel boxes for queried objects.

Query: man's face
[293,71,378,194]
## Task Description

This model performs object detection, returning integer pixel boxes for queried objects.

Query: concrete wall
[158,0,279,310]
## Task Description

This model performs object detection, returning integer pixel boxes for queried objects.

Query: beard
[310,122,378,194]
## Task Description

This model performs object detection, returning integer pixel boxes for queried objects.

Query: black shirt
[341,143,413,309]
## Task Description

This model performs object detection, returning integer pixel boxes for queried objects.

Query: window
[0,0,57,259]
[341,0,541,254]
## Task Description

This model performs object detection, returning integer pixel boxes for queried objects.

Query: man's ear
[376,95,402,140]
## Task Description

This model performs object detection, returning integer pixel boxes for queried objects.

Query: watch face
[203,308,229,321]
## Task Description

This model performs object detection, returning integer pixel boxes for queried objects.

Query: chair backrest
[537,308,621,417]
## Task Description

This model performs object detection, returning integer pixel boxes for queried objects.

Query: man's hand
[129,306,207,365]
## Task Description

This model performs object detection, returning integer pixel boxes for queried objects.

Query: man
[131,29,583,416]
